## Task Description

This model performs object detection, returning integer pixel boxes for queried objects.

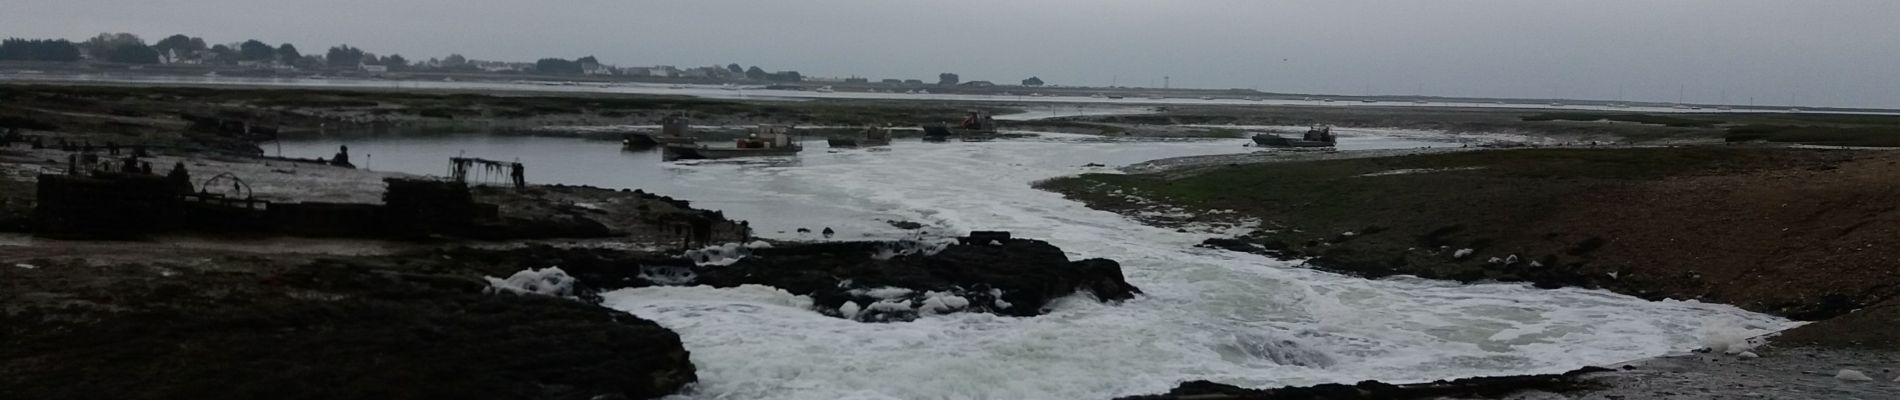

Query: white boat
[815,86,834,93]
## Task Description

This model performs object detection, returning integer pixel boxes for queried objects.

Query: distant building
[1021,76,1044,86]
[644,65,680,78]
[844,76,868,83]
[880,79,903,84]
[680,66,726,79]
[580,60,611,75]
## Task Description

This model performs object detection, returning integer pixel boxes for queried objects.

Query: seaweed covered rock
[413,234,1142,322]
[0,259,696,400]
[1117,366,1612,399]
[695,236,1142,321]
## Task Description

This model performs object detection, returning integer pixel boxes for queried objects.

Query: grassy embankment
[1042,106,1900,145]
[1041,147,1900,349]
[0,84,1020,148]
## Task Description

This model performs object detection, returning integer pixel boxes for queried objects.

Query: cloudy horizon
[5,0,1897,108]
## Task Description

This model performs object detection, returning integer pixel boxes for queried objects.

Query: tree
[82,32,144,59]
[443,53,467,66]
[576,55,598,65]
[1021,76,1044,86]
[238,40,274,61]
[0,39,82,62]
[383,54,408,69]
[275,43,301,63]
[938,73,959,86]
[745,65,767,80]
[769,71,802,82]
[325,45,364,67]
[726,63,743,74]
[535,58,581,74]
[152,34,202,58]
[208,44,237,62]
[106,43,160,64]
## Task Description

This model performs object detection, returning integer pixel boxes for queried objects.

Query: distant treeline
[0,32,808,80]
[0,39,82,62]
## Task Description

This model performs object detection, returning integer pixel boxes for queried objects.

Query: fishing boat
[828,125,894,148]
[1252,125,1337,148]
[921,110,998,142]
[624,113,697,148]
[663,125,803,161]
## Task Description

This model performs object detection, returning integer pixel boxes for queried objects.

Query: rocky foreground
[0,233,1141,399]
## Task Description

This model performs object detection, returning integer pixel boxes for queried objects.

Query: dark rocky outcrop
[0,258,697,400]
[699,237,1141,321]
[1117,366,1612,400]
[420,234,1142,322]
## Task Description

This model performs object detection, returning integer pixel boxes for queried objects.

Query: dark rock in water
[1199,237,1258,253]
[822,227,835,238]
[885,219,925,230]
[960,230,1012,245]
[695,236,1140,321]
[1116,366,1613,399]
[420,236,1141,323]
[1,259,696,400]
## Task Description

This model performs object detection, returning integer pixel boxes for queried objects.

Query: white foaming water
[595,133,1795,399]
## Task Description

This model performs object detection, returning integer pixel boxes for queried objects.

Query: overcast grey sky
[5,0,1897,108]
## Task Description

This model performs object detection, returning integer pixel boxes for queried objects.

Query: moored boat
[624,113,697,149]
[1251,125,1337,148]
[663,125,803,161]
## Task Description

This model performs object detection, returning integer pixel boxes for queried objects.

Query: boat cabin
[737,125,795,149]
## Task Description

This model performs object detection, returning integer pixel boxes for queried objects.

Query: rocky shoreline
[2,232,1148,399]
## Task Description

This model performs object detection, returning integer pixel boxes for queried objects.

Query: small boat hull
[663,144,803,161]
[828,137,891,148]
[1252,135,1334,148]
[625,133,697,149]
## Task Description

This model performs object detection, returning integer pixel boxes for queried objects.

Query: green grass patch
[1726,125,1900,147]
[1520,112,1720,128]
